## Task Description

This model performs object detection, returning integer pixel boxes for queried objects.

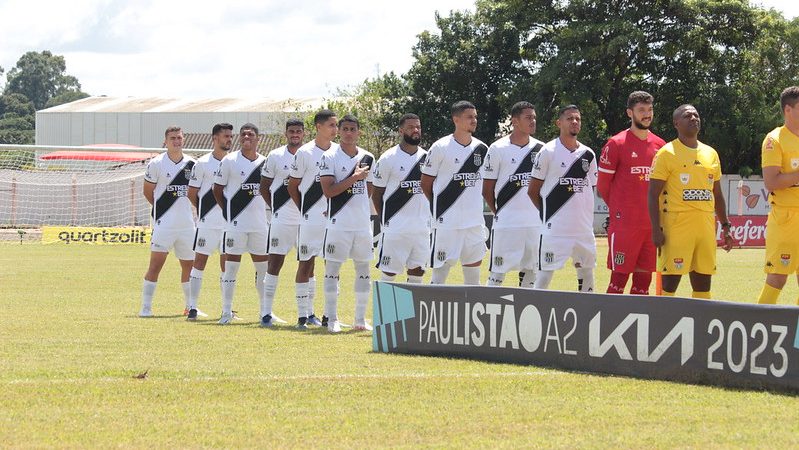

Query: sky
[0,0,796,100]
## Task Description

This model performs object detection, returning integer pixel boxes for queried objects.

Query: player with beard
[372,113,430,284]
[186,123,233,320]
[597,91,666,295]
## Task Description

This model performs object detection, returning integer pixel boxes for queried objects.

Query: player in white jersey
[287,110,338,328]
[139,126,196,317]
[528,105,598,292]
[483,102,544,288]
[185,123,232,320]
[421,100,488,285]
[373,113,430,284]
[213,123,270,325]
[319,115,375,333]
[259,119,310,328]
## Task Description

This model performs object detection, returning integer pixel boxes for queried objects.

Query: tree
[0,93,35,145]
[4,51,87,110]
[45,90,90,109]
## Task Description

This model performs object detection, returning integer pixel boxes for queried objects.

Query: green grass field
[2,241,799,448]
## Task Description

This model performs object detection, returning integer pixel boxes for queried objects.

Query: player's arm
[482,179,497,214]
[596,141,616,204]
[372,186,385,217]
[287,177,302,209]
[143,181,156,206]
[420,174,435,203]
[648,179,666,248]
[260,176,274,209]
[713,180,734,251]
[187,186,200,209]
[763,166,799,192]
[527,178,544,212]
[367,181,373,199]
[212,183,226,210]
[320,166,368,198]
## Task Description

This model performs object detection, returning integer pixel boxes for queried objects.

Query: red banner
[716,215,766,247]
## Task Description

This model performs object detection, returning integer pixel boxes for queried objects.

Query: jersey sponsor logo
[153,160,194,222]
[630,166,651,181]
[496,143,542,212]
[680,173,690,184]
[434,144,488,220]
[541,150,594,223]
[682,189,712,201]
[329,154,373,219]
[383,154,427,225]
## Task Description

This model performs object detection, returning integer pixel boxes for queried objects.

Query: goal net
[0,144,208,229]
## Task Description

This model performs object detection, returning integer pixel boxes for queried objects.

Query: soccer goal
[0,144,208,231]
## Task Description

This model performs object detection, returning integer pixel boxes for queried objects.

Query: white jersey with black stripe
[289,141,331,226]
[144,152,195,230]
[373,145,430,234]
[214,150,267,232]
[262,145,301,226]
[189,152,225,230]
[482,135,544,229]
[318,145,374,232]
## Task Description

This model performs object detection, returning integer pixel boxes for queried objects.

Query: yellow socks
[758,284,781,304]
[692,291,711,300]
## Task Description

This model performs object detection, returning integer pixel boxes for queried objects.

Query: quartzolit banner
[372,282,799,392]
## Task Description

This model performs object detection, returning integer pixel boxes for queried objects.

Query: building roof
[39,96,326,113]
[183,133,284,154]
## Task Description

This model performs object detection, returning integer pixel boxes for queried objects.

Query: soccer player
[185,123,233,320]
[372,113,429,284]
[213,123,270,325]
[319,115,375,333]
[757,87,799,305]
[139,126,196,317]
[287,110,337,328]
[421,101,488,285]
[259,119,309,327]
[528,105,598,292]
[597,91,666,295]
[648,105,734,298]
[482,101,544,287]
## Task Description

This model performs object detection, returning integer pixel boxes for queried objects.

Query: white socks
[381,273,396,282]
[188,268,203,309]
[354,261,371,322]
[262,273,278,319]
[221,261,240,315]
[181,281,191,308]
[486,272,505,286]
[254,261,268,316]
[407,274,423,284]
[295,282,309,319]
[534,270,554,290]
[308,276,316,317]
[520,269,536,288]
[141,280,156,311]
[430,264,451,284]
[462,266,481,285]
[324,261,342,321]
[576,267,595,293]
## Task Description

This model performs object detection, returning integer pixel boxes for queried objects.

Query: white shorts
[223,230,268,256]
[430,225,487,269]
[268,222,299,256]
[489,226,541,273]
[150,226,195,260]
[323,229,373,263]
[192,227,224,256]
[376,232,430,274]
[297,221,326,261]
[538,233,596,271]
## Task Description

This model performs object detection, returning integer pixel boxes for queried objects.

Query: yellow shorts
[764,207,799,275]
[658,211,716,275]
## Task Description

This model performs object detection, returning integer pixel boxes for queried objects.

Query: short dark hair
[398,113,420,127]
[212,123,233,136]
[510,101,535,118]
[558,104,580,117]
[314,109,337,125]
[164,126,182,137]
[240,123,259,135]
[780,86,799,112]
[451,100,476,116]
[627,91,654,109]
[285,118,304,130]
[338,114,360,128]
[672,104,696,121]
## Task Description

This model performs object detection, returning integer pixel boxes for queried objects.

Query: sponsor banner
[716,216,767,248]
[42,226,150,245]
[726,177,770,216]
[373,282,799,392]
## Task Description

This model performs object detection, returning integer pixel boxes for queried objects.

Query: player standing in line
[421,101,488,285]
[372,113,429,284]
[597,91,666,295]
[482,101,544,287]
[756,87,799,304]
[528,105,598,292]
[319,115,375,333]
[213,123,270,325]
[259,119,309,327]
[287,110,338,328]
[139,126,196,317]
[185,123,233,320]
[648,105,734,298]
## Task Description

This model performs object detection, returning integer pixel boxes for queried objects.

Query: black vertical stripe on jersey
[153,160,195,221]
[198,189,218,220]
[434,144,488,220]
[495,143,543,213]
[541,151,595,223]
[272,183,292,215]
[329,154,373,219]
[228,162,264,222]
[383,153,426,224]
[302,180,324,215]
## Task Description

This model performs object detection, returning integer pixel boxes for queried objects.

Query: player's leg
[486,228,505,286]
[573,233,596,293]
[140,250,169,317]
[376,233,397,281]
[405,232,429,284]
[519,227,540,288]
[461,225,487,285]
[241,231,270,326]
[688,213,717,299]
[657,212,692,296]
[758,208,798,304]
[606,226,630,294]
[430,229,456,284]
[219,232,244,324]
[322,230,345,332]
[350,230,374,331]
[534,235,569,290]
[629,227,656,295]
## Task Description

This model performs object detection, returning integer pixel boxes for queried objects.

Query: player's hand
[652,227,665,248]
[722,232,734,252]
[353,164,369,181]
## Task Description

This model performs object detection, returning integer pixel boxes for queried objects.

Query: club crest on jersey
[494,256,504,267]
[544,252,554,264]
[271,238,279,248]
[184,167,192,178]
[197,237,206,248]
[707,174,714,185]
[600,147,611,165]
[472,152,481,166]
[680,173,690,185]
[614,252,625,266]
[326,243,336,254]
[381,255,391,267]
[781,254,791,266]
[792,159,799,170]
[765,137,774,150]
[673,258,684,270]
[226,237,235,248]
[300,244,308,255]
[437,250,447,262]
[581,160,589,172]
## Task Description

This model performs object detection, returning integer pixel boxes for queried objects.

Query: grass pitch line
[3,371,557,385]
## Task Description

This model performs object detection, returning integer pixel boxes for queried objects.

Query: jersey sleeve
[588,150,599,186]
[761,133,782,168]
[289,151,305,179]
[262,153,277,179]
[598,139,618,175]
[713,149,722,180]
[215,158,230,186]
[650,148,671,181]
[318,153,335,178]
[372,154,389,188]
[421,143,443,177]
[144,158,159,184]
[188,160,202,188]
[531,149,550,180]
[365,153,376,183]
[482,145,499,180]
